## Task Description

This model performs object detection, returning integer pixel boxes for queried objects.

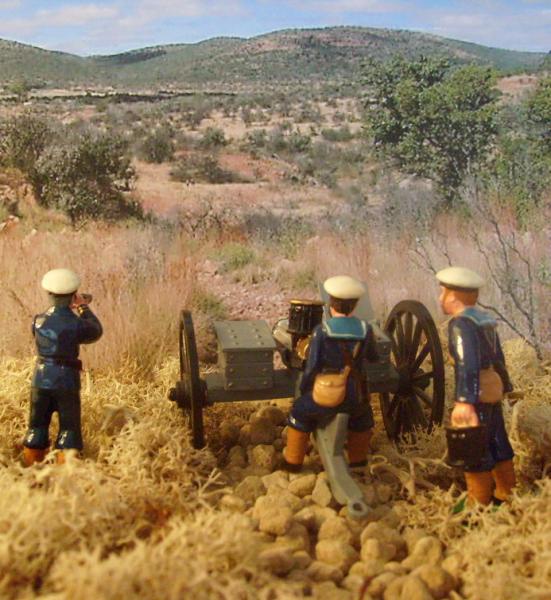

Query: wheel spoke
[411,342,430,373]
[390,332,402,364]
[395,315,405,361]
[413,370,434,381]
[409,321,423,363]
[411,396,429,427]
[404,312,413,359]
[413,385,433,408]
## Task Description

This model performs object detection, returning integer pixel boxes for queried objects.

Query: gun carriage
[169,285,445,450]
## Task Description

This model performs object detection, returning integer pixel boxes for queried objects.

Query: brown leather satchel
[312,342,360,407]
[479,367,504,403]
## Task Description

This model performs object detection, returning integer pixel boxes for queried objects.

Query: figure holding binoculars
[23,268,103,466]
[438,267,515,506]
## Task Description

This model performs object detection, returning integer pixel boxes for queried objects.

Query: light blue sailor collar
[323,316,367,340]
[456,306,496,327]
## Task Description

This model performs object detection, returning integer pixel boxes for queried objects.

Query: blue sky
[0,0,549,56]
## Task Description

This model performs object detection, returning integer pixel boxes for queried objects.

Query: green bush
[138,128,174,163]
[321,126,354,142]
[192,289,227,320]
[211,242,256,272]
[170,154,244,184]
[33,133,140,223]
[0,114,53,177]
[199,127,227,149]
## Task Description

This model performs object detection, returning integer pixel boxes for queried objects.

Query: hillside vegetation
[0,27,547,90]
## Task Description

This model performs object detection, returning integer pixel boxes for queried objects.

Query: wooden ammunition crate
[213,320,276,391]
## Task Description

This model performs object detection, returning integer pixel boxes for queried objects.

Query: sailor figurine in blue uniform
[283,275,378,470]
[437,266,515,505]
[23,269,103,466]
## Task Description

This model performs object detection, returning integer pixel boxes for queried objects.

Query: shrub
[138,128,174,163]
[170,154,243,184]
[199,127,227,149]
[34,133,140,223]
[0,115,53,177]
[321,126,354,142]
[192,289,227,320]
[211,242,256,272]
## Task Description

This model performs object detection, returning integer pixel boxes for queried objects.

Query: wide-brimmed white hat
[41,269,81,295]
[436,266,485,291]
[323,275,365,300]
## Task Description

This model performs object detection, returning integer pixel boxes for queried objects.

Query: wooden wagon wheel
[178,310,206,449]
[380,300,445,441]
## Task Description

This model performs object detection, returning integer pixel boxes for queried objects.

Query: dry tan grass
[0,226,193,373]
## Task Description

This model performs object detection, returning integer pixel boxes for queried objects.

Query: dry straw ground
[1,221,550,599]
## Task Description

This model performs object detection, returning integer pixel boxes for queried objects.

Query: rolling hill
[0,26,546,90]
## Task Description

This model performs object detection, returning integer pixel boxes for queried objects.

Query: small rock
[235,476,265,505]
[384,562,408,575]
[220,494,246,513]
[383,575,408,600]
[293,549,312,570]
[249,416,277,445]
[227,445,247,468]
[361,522,406,560]
[262,470,288,492]
[342,574,365,594]
[316,539,358,574]
[368,572,397,597]
[361,538,397,563]
[219,421,241,446]
[295,505,337,532]
[402,537,443,570]
[257,405,286,425]
[277,521,311,553]
[258,546,294,576]
[414,564,456,599]
[312,581,352,600]
[312,476,335,508]
[288,473,317,497]
[239,423,251,446]
[350,559,385,579]
[441,552,464,580]
[402,528,428,554]
[379,509,401,530]
[306,561,344,584]
[248,444,277,470]
[258,506,294,536]
[318,517,353,545]
[399,575,433,600]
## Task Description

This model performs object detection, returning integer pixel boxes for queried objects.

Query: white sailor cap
[323,275,366,300]
[41,269,81,295]
[436,267,485,291]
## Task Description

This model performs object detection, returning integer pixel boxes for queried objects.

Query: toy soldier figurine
[437,266,515,505]
[23,269,103,466]
[283,275,378,471]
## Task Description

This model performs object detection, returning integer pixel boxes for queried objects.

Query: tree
[34,133,139,223]
[363,56,499,202]
[527,76,551,153]
[0,115,52,178]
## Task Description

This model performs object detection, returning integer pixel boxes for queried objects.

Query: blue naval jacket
[32,305,103,390]
[300,316,378,397]
[448,306,512,405]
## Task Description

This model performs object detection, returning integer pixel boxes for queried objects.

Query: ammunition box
[214,320,275,391]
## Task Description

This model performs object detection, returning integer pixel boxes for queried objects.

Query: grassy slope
[0,27,546,89]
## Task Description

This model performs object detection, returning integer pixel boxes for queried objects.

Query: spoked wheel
[178,310,206,449]
[380,300,445,441]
